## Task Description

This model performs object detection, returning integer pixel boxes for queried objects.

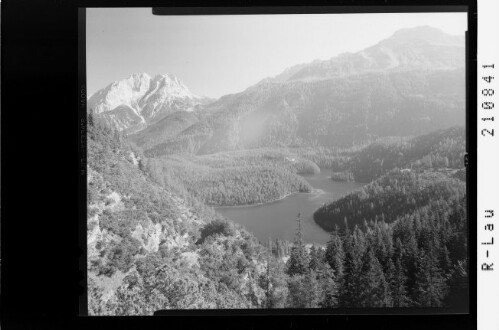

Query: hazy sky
[87,9,467,98]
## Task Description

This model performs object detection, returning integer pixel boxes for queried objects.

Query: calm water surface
[216,171,365,244]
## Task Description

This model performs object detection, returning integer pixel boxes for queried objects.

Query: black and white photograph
[85,9,469,315]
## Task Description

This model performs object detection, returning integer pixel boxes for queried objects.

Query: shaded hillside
[348,126,466,182]
[313,169,466,232]
[323,194,468,309]
[128,111,200,149]
[146,69,464,156]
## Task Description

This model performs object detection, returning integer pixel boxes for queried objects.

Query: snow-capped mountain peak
[88,73,212,134]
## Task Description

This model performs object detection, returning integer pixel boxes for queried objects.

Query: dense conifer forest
[141,150,318,206]
[314,169,466,230]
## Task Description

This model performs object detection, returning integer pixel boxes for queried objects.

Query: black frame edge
[78,7,88,317]
[77,2,477,326]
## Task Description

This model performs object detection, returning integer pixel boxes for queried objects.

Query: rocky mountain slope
[88,73,212,134]
[86,115,275,314]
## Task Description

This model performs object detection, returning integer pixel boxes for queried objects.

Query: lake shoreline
[215,171,366,244]
[212,190,312,210]
[213,168,365,210]
[213,181,365,210]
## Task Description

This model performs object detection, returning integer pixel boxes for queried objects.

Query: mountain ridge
[285,26,464,82]
[94,26,465,153]
[88,73,213,134]
[248,26,464,89]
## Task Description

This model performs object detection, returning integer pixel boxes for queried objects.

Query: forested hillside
[321,197,468,308]
[311,123,468,310]
[311,151,467,309]
[348,126,466,182]
[314,169,466,231]
[314,128,467,232]
[142,149,321,207]
[128,111,200,150]
[142,69,465,157]
[87,114,273,314]
[87,115,468,313]
[134,126,465,207]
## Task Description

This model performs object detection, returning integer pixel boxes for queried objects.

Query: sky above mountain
[87,9,467,98]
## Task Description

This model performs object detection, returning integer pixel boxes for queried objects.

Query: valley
[86,26,468,314]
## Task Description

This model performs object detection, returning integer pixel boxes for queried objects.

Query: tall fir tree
[325,227,345,281]
[269,260,290,308]
[303,269,321,308]
[309,245,320,271]
[339,226,366,307]
[287,213,309,276]
[287,275,307,308]
[318,264,339,308]
[388,256,410,307]
[260,251,289,308]
[265,236,272,308]
[414,250,448,307]
[358,248,392,307]
[389,238,411,307]
[403,232,419,301]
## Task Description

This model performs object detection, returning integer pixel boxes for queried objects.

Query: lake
[216,170,365,245]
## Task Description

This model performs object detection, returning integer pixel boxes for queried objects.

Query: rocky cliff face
[88,73,212,134]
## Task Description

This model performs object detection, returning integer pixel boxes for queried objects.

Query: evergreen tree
[260,252,289,308]
[319,264,339,308]
[325,228,345,280]
[286,213,309,276]
[270,260,290,308]
[309,245,320,271]
[439,245,452,275]
[389,256,410,307]
[389,238,411,307]
[339,226,366,307]
[287,275,307,308]
[265,237,272,308]
[303,269,320,308]
[358,248,392,307]
[414,250,448,307]
[315,246,326,264]
[403,233,419,301]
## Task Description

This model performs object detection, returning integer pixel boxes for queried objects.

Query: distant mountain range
[271,25,464,82]
[88,26,465,154]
